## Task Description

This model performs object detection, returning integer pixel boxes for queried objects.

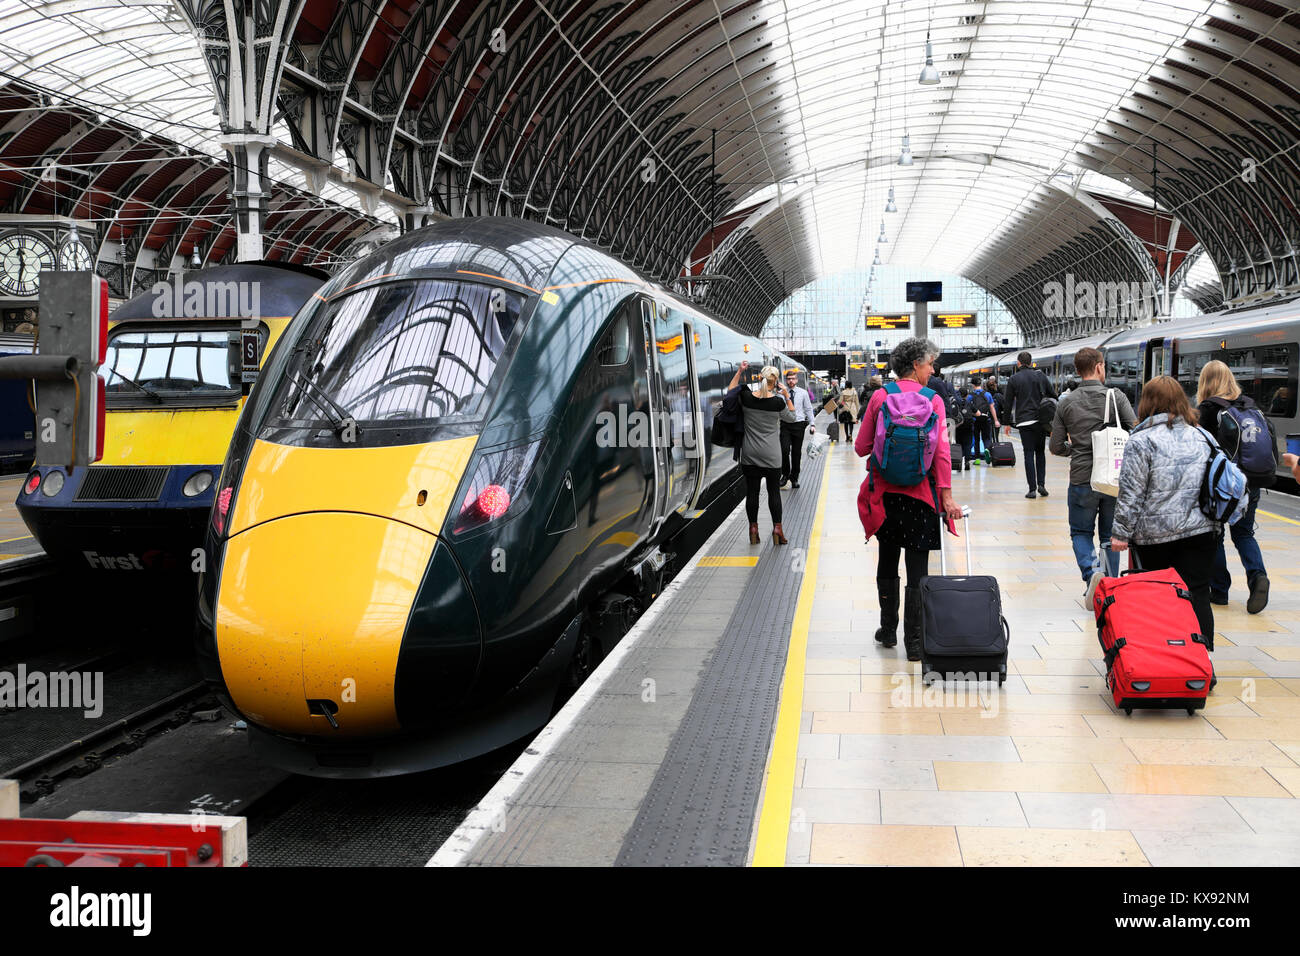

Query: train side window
[1260,345,1296,416]
[596,312,631,366]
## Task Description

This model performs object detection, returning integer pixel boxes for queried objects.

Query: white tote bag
[1090,389,1128,497]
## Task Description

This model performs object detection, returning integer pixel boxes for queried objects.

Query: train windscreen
[102,326,262,406]
[260,278,524,446]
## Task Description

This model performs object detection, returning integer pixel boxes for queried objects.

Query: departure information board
[931,312,978,329]
[864,313,912,330]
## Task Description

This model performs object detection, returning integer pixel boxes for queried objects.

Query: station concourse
[435,424,1300,867]
[1,0,1300,895]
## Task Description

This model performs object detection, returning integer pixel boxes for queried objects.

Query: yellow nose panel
[229,435,478,537]
[216,512,436,736]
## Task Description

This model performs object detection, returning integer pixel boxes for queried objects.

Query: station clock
[58,237,94,271]
[0,232,56,297]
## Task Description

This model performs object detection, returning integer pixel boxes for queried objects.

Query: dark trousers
[969,417,993,459]
[1133,531,1217,647]
[779,421,807,483]
[842,418,854,440]
[1211,487,1266,596]
[742,464,782,524]
[877,540,931,586]
[1018,423,1047,490]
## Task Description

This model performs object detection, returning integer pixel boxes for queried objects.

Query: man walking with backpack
[1050,347,1137,605]
[1196,360,1276,613]
[966,375,1000,464]
[1003,351,1057,498]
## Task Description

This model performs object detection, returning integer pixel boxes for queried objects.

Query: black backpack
[1036,395,1058,428]
[970,389,991,416]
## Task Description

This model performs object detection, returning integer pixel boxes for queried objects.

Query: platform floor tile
[759,436,1300,866]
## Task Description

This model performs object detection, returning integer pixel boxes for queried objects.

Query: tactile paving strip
[614,450,828,866]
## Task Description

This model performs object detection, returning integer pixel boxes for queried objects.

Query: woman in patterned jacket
[1110,376,1219,646]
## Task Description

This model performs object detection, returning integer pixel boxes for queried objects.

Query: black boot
[903,586,924,663]
[874,577,900,648]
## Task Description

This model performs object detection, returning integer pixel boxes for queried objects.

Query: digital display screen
[906,281,943,302]
[931,312,978,329]
[864,314,912,330]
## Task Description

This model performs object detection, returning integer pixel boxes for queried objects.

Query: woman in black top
[1196,359,1269,613]
[728,361,794,546]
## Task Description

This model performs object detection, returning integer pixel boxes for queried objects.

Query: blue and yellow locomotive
[18,262,328,572]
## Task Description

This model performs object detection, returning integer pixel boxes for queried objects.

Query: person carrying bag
[1090,387,1129,498]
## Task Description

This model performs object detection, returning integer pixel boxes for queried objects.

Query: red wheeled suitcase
[1092,569,1212,715]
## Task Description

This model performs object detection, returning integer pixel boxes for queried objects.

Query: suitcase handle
[938,505,972,576]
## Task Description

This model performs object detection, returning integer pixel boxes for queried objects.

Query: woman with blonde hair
[727,361,795,545]
[1196,359,1272,613]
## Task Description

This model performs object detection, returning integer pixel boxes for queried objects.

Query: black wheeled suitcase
[919,507,1009,684]
[827,420,840,442]
[950,442,965,472]
[990,441,1015,466]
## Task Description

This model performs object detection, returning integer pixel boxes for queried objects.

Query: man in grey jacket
[1049,347,1137,603]
[780,367,816,488]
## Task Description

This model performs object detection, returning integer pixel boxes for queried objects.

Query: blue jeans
[1068,483,1119,581]
[1211,487,1266,595]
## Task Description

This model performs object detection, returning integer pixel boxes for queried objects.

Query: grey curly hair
[889,336,941,379]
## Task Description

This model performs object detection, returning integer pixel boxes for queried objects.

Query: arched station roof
[2,1,1297,337]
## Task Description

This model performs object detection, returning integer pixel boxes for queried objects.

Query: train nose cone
[215,512,475,736]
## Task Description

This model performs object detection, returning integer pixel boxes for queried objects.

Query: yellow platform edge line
[1258,508,1300,527]
[697,555,760,567]
[751,443,835,867]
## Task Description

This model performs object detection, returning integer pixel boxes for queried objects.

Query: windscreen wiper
[289,371,361,439]
[105,368,164,403]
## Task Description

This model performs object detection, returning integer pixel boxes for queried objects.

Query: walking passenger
[1049,347,1137,604]
[1109,376,1221,648]
[780,367,816,489]
[1003,351,1057,498]
[966,375,1000,464]
[838,400,856,441]
[1196,359,1274,613]
[856,337,963,661]
[729,361,794,546]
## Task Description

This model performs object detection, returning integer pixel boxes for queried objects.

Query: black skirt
[877,492,940,551]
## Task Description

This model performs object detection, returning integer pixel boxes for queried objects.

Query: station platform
[435,429,1300,867]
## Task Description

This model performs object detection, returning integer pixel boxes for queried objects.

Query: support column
[176,0,303,264]
[221,134,276,262]
[913,299,928,340]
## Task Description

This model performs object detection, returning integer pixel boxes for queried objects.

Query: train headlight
[41,470,64,497]
[183,470,214,497]
[23,472,40,495]
[454,439,544,534]
[214,486,233,533]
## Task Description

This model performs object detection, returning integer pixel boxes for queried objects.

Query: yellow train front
[18,263,328,573]
[195,217,800,777]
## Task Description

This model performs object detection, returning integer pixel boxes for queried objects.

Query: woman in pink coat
[856,338,963,661]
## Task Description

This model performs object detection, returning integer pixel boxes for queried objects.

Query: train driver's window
[596,312,631,366]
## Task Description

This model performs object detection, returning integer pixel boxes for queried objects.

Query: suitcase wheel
[1186,708,1195,716]
[998,663,1007,686]
[1124,707,1133,716]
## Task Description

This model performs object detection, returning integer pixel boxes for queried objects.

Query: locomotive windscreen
[261,278,524,445]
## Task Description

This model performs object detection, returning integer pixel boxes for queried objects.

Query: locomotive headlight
[41,470,64,497]
[183,470,214,497]
[454,438,544,534]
